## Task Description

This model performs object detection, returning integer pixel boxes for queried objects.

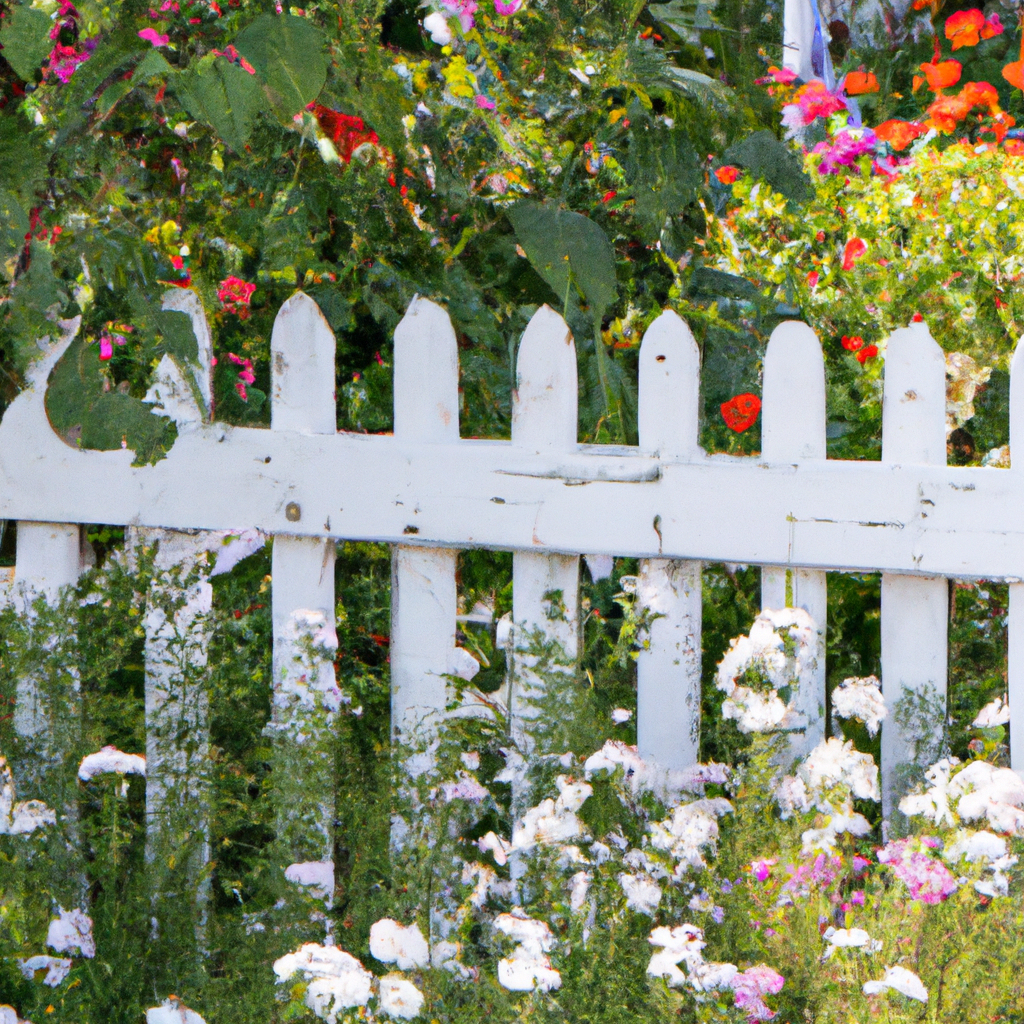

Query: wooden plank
[7,310,1024,578]
[635,310,702,768]
[760,321,827,761]
[510,306,581,747]
[391,299,460,746]
[879,322,949,820]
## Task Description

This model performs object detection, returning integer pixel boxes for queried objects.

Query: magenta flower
[99,337,113,361]
[441,0,477,31]
[47,44,90,83]
[877,838,958,904]
[494,0,522,13]
[732,965,784,1022]
[750,858,777,882]
[138,27,170,47]
[812,129,878,175]
[474,94,496,110]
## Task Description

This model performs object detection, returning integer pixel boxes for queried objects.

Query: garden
[1,0,1024,1020]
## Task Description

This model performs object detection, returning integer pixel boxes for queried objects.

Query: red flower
[807,270,819,288]
[945,8,986,49]
[720,393,762,432]
[912,312,924,322]
[919,60,961,91]
[312,105,379,163]
[601,190,618,202]
[218,276,256,311]
[843,70,879,96]
[842,334,864,351]
[856,344,878,364]
[714,165,740,184]
[875,119,926,151]
[981,13,1003,38]
[842,237,867,270]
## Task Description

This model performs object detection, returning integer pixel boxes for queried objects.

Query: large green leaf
[0,4,51,82]
[507,202,618,325]
[625,117,701,243]
[649,0,721,42]
[725,130,811,203]
[233,14,327,118]
[0,190,29,280]
[174,53,265,153]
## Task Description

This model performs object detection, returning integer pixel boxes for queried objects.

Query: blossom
[649,799,731,874]
[856,344,878,364]
[863,965,928,1002]
[311,106,380,162]
[790,81,847,124]
[611,707,632,723]
[477,830,512,865]
[619,873,662,914]
[138,27,170,46]
[874,119,926,151]
[217,276,256,313]
[750,857,777,881]
[512,776,592,851]
[926,92,971,132]
[274,943,373,1021]
[378,977,425,1019]
[284,860,334,899]
[369,920,429,969]
[842,237,867,270]
[18,956,72,987]
[755,65,797,86]
[440,0,477,32]
[720,393,761,432]
[948,759,1024,832]
[877,838,958,903]
[973,696,1010,728]
[830,675,886,735]
[474,95,496,110]
[1003,61,1024,90]
[422,11,452,44]
[841,335,863,351]
[920,60,961,91]
[732,965,784,1021]
[946,351,992,432]
[495,912,560,992]
[801,738,879,802]
[714,165,740,184]
[814,129,877,175]
[494,0,523,13]
[945,8,985,49]
[822,926,876,955]
[567,870,591,911]
[647,924,707,986]
[146,997,207,1024]
[48,44,91,83]
[78,746,146,781]
[963,80,1000,114]
[46,907,95,958]
[843,70,878,96]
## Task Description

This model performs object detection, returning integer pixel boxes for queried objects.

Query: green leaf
[725,130,811,203]
[661,66,731,112]
[649,0,721,41]
[233,14,327,118]
[0,189,29,280]
[45,336,175,466]
[507,202,618,326]
[625,120,701,243]
[134,48,173,81]
[0,4,52,82]
[174,53,266,153]
[4,242,65,371]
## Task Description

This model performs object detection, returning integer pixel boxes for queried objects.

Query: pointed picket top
[512,304,577,451]
[162,288,214,418]
[762,320,826,461]
[881,321,947,466]
[271,291,337,435]
[638,309,701,459]
[1009,333,1024,465]
[393,296,460,443]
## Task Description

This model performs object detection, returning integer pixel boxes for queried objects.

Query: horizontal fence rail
[1,290,1021,802]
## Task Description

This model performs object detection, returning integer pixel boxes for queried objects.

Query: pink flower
[235,381,248,401]
[138,27,170,46]
[877,838,958,904]
[441,0,476,31]
[732,966,785,1022]
[218,277,256,318]
[851,890,865,905]
[47,44,90,83]
[99,337,113,361]
[750,858,777,882]
[494,0,522,13]
[852,855,871,874]
[474,94,496,110]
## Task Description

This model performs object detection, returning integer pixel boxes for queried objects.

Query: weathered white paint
[761,322,827,762]
[512,304,577,452]
[635,311,702,768]
[270,292,337,436]
[162,287,214,418]
[1009,335,1024,778]
[391,298,460,746]
[879,322,949,819]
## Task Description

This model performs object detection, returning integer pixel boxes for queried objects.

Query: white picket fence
[1,290,1023,822]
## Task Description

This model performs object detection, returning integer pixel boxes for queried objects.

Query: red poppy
[912,312,924,322]
[919,60,961,90]
[720,393,761,432]
[856,344,879,364]
[842,237,867,270]
[844,70,879,95]
[842,334,864,351]
[715,165,740,184]
[926,92,972,133]
[807,270,819,288]
[945,8,985,49]
[312,105,380,162]
[875,119,926,151]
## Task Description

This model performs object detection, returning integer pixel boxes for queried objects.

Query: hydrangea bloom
[494,912,560,992]
[273,943,373,1022]
[731,965,785,1021]
[369,919,429,970]
[830,676,887,736]
[649,798,732,875]
[378,976,425,1019]
[618,873,662,914]
[46,907,95,958]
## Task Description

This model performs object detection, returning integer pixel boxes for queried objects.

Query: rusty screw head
[285,501,301,522]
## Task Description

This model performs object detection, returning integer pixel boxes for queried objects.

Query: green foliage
[0,5,51,83]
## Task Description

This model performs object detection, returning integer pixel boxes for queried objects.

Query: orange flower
[1003,61,1024,89]
[912,74,925,92]
[875,119,926,150]
[981,110,1016,143]
[981,13,1004,38]
[844,70,879,95]
[962,80,1001,112]
[927,92,972,132]
[714,165,740,184]
[919,59,961,90]
[856,344,879,364]
[1005,138,1024,156]
[945,8,985,49]
[842,237,867,270]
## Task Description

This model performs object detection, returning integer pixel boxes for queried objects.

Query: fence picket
[635,310,702,768]
[510,306,580,746]
[1009,336,1024,777]
[391,298,460,747]
[761,321,828,762]
[879,321,949,820]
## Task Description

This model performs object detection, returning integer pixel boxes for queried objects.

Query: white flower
[949,760,1024,834]
[973,696,1010,728]
[863,965,928,1003]
[511,779,591,851]
[831,676,887,736]
[943,829,1008,864]
[494,912,555,956]
[47,907,95,958]
[611,708,632,724]
[7,800,56,835]
[369,920,429,970]
[568,871,591,911]
[775,775,810,818]
[618,873,662,914]
[145,998,207,1024]
[649,799,731,874]
[899,758,958,827]
[647,924,706,987]
[78,746,146,781]
[317,137,341,164]
[823,927,876,955]
[460,751,481,770]
[18,955,71,987]
[497,953,561,992]
[461,862,499,908]
[305,974,373,1021]
[422,11,452,44]
[555,775,593,812]
[285,861,335,900]
[378,976,425,1019]
[800,738,879,803]
[583,740,649,787]
[477,830,512,865]
[689,959,738,993]
[721,686,790,733]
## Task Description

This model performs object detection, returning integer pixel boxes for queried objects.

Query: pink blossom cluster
[226,351,256,401]
[812,129,878,175]
[440,0,477,31]
[781,81,847,134]
[47,1,95,83]
[877,838,959,904]
[732,965,785,1021]
[782,852,843,898]
[217,276,257,318]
